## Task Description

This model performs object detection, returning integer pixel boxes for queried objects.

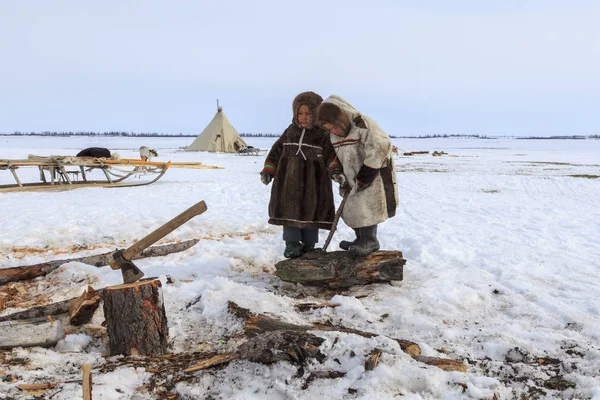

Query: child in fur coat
[316,95,398,256]
[260,92,343,258]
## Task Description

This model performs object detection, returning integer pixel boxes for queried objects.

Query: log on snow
[0,317,64,350]
[274,250,405,288]
[0,239,199,285]
[103,279,168,357]
[227,302,421,357]
[228,302,466,372]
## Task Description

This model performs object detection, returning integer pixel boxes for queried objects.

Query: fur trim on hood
[292,91,323,129]
[316,102,351,135]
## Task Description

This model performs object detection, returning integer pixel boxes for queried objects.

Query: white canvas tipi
[186,102,248,153]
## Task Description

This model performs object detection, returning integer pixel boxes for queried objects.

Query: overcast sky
[1,1,598,136]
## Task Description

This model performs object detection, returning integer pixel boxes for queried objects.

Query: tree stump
[274,250,405,288]
[102,279,168,357]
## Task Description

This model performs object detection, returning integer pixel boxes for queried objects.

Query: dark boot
[348,225,380,257]
[302,242,315,253]
[284,241,304,258]
[339,228,360,251]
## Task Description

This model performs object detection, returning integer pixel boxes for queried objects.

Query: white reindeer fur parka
[322,95,398,228]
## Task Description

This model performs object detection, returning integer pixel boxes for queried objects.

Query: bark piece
[274,250,405,288]
[102,279,168,357]
[69,286,101,326]
[184,353,237,373]
[0,239,199,285]
[0,317,64,349]
[295,302,341,312]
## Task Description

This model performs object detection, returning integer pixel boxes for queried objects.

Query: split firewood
[365,348,382,371]
[274,250,405,288]
[17,383,57,390]
[228,302,421,357]
[69,286,101,326]
[82,364,92,400]
[0,239,199,285]
[0,317,64,350]
[184,353,238,373]
[415,356,467,372]
[103,279,168,357]
[0,294,6,311]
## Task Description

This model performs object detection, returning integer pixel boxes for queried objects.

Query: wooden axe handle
[121,200,207,261]
[322,193,349,252]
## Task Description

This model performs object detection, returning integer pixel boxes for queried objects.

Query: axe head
[109,249,145,284]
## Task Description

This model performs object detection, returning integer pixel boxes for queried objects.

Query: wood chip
[365,348,382,371]
[184,353,237,373]
[18,383,57,390]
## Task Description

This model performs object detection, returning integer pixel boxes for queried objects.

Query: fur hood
[292,91,323,129]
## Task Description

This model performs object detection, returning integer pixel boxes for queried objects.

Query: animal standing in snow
[317,95,398,257]
[139,146,158,161]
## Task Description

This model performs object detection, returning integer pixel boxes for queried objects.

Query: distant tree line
[516,135,595,140]
[5,131,198,137]
[239,133,279,137]
[395,134,489,139]
[1,131,283,137]
[1,132,598,139]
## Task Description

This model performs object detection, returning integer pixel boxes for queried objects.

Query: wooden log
[238,330,325,365]
[69,286,102,326]
[102,279,168,357]
[228,302,421,357]
[274,250,405,288]
[82,364,92,400]
[0,295,94,323]
[0,239,199,285]
[0,317,64,349]
[0,294,6,311]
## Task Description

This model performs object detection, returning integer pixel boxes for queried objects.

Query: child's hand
[331,173,346,186]
[260,173,273,185]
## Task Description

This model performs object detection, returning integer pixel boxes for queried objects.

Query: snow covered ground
[0,135,599,399]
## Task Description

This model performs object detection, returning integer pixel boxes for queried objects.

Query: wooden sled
[237,146,267,156]
[0,156,223,193]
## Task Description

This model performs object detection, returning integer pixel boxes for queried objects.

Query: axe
[322,186,355,252]
[109,200,208,284]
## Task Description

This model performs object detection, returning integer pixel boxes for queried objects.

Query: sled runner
[0,155,222,193]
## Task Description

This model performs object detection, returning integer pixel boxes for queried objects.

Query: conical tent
[186,105,247,153]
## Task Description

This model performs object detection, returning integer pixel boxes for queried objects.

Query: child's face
[322,122,346,137]
[297,105,312,128]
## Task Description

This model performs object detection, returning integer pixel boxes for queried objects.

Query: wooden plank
[82,364,92,400]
